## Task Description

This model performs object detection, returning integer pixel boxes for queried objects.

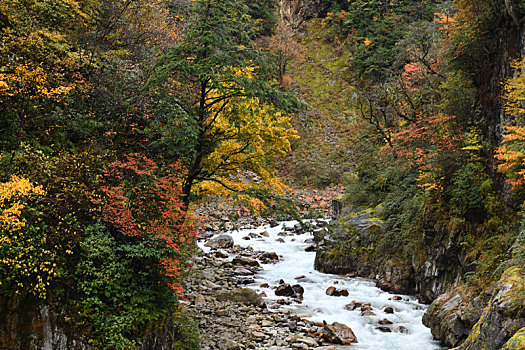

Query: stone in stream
[305,244,317,252]
[378,318,393,325]
[344,301,362,311]
[259,251,279,263]
[275,283,295,297]
[294,223,304,234]
[376,326,392,333]
[394,326,409,334]
[234,267,254,276]
[326,286,348,296]
[292,284,304,297]
[323,322,358,345]
[215,250,229,258]
[276,238,285,243]
[216,287,265,307]
[269,219,279,227]
[361,310,376,316]
[232,257,260,267]
[204,234,234,249]
[384,306,395,314]
[260,231,270,237]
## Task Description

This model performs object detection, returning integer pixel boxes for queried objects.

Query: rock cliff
[314,208,467,303]
[279,0,324,28]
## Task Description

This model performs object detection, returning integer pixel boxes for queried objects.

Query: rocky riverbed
[185,218,442,349]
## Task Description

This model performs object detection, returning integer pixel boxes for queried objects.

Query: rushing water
[200,220,445,350]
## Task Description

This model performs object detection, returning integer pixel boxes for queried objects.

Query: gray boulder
[205,234,234,249]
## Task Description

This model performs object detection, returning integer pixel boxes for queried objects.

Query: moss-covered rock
[424,267,525,350]
[451,267,525,350]
[501,327,525,350]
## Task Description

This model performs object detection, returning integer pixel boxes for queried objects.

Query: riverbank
[185,219,442,349]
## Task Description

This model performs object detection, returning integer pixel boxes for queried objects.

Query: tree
[266,21,305,89]
[151,0,299,208]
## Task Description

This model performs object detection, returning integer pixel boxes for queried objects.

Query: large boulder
[453,267,525,350]
[423,267,525,349]
[275,283,295,297]
[204,234,234,249]
[216,288,264,307]
[323,322,358,345]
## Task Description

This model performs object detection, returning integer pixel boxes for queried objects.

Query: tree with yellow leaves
[0,172,57,299]
[152,0,300,209]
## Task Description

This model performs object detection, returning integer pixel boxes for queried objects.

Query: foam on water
[199,220,445,350]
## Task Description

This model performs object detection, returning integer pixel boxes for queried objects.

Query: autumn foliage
[102,154,195,295]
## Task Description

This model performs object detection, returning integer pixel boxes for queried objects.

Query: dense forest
[1,0,525,349]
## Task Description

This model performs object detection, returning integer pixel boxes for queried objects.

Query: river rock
[376,326,392,333]
[384,306,394,314]
[217,287,264,307]
[259,251,279,263]
[232,257,260,267]
[234,267,254,275]
[326,286,348,296]
[326,286,336,296]
[430,267,525,350]
[378,318,393,325]
[194,294,206,306]
[269,219,279,227]
[305,244,317,252]
[292,284,304,297]
[294,223,304,234]
[361,310,376,316]
[323,322,358,345]
[275,283,295,297]
[394,326,409,334]
[205,234,234,249]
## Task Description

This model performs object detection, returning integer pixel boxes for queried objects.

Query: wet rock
[326,286,336,296]
[232,257,260,267]
[384,306,394,314]
[294,223,304,234]
[305,244,317,252]
[378,318,393,325]
[376,326,392,333]
[323,322,358,345]
[205,234,234,249]
[361,310,376,316]
[394,326,409,334]
[326,286,348,297]
[276,238,285,243]
[391,295,403,301]
[215,250,229,258]
[234,267,254,276]
[260,283,270,288]
[259,251,279,263]
[292,284,305,297]
[260,231,270,237]
[275,283,295,297]
[442,267,525,350]
[269,219,279,228]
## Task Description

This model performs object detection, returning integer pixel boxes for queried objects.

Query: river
[200,220,445,349]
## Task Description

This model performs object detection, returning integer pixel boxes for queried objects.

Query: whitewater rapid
[200,220,445,349]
